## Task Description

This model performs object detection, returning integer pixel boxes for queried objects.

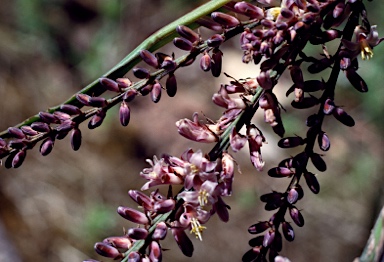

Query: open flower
[176,112,219,143]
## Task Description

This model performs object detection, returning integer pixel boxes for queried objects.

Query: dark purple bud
[133,67,150,79]
[4,152,16,169]
[207,34,225,48]
[76,94,92,106]
[40,137,54,156]
[153,199,175,213]
[127,227,148,240]
[140,84,152,96]
[200,53,211,72]
[278,157,294,168]
[173,37,193,51]
[287,188,299,204]
[308,57,333,74]
[149,241,162,262]
[39,112,59,124]
[346,68,368,92]
[12,150,26,168]
[333,2,345,18]
[88,109,106,129]
[8,139,26,150]
[56,120,75,133]
[123,89,138,102]
[139,50,159,68]
[171,228,194,257]
[31,122,50,133]
[257,71,273,90]
[89,97,107,108]
[318,131,330,151]
[248,236,264,248]
[295,184,304,201]
[60,104,82,115]
[127,252,141,262]
[304,171,320,194]
[116,78,132,89]
[70,128,82,151]
[333,107,355,127]
[211,12,240,28]
[8,127,26,139]
[310,153,327,172]
[197,17,222,31]
[99,77,120,92]
[263,229,275,247]
[234,2,264,19]
[21,126,39,136]
[306,114,320,127]
[248,221,270,234]
[161,58,176,71]
[290,65,304,87]
[152,222,168,241]
[278,136,305,148]
[282,222,295,241]
[117,206,149,225]
[242,247,260,262]
[302,12,316,24]
[166,73,177,97]
[289,206,304,227]
[176,25,199,43]
[94,242,121,259]
[268,167,293,178]
[211,48,223,77]
[261,19,274,28]
[53,111,71,122]
[303,80,325,92]
[323,99,335,115]
[291,96,319,109]
[103,236,132,249]
[151,81,162,103]
[280,8,294,20]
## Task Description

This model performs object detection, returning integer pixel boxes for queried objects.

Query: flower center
[190,217,206,241]
[198,189,209,207]
[360,39,373,60]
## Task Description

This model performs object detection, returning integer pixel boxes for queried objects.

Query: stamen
[198,189,209,207]
[190,218,206,241]
[361,40,373,60]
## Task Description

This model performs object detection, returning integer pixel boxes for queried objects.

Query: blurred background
[0,0,383,261]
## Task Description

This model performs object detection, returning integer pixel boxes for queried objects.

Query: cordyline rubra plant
[1,0,383,261]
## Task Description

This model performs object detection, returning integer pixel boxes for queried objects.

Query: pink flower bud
[149,241,162,262]
[171,228,194,257]
[117,206,149,225]
[119,102,130,127]
[116,78,132,89]
[133,67,150,79]
[103,236,132,249]
[123,89,138,102]
[151,81,162,103]
[99,78,120,92]
[89,97,108,108]
[60,104,81,115]
[8,127,25,139]
[289,206,304,227]
[127,227,148,240]
[94,242,121,259]
[139,50,159,68]
[200,53,211,72]
[152,222,168,240]
[234,2,264,19]
[154,199,175,213]
[31,122,50,133]
[211,12,240,28]
[40,137,54,156]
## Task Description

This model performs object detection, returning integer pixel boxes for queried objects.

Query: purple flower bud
[346,68,368,92]
[211,12,240,28]
[12,150,26,168]
[94,242,121,259]
[149,241,162,262]
[287,188,299,204]
[280,8,294,20]
[289,206,304,227]
[128,190,152,210]
[310,153,327,172]
[103,236,132,249]
[70,128,82,151]
[53,111,71,122]
[89,97,107,108]
[8,127,26,139]
[257,71,273,90]
[127,251,141,262]
[200,53,211,72]
[99,77,120,92]
[152,222,168,240]
[291,96,319,109]
[127,227,148,240]
[278,136,305,148]
[39,112,59,124]
[268,167,293,178]
[76,93,92,106]
[117,206,149,225]
[304,171,320,194]
[21,126,39,136]
[263,229,275,247]
[272,230,283,252]
[139,50,159,68]
[303,80,325,92]
[207,34,225,48]
[40,137,54,156]
[290,65,304,88]
[234,2,264,19]
[8,139,26,150]
[171,228,194,257]
[118,101,131,127]
[318,131,330,151]
[31,122,50,133]
[173,37,193,51]
[307,3,320,13]
[88,109,106,129]
[211,48,223,77]
[0,138,6,148]
[282,222,295,241]
[133,67,150,79]
[154,199,175,213]
[333,2,345,19]
[60,104,82,115]
[151,81,162,103]
[116,78,132,89]
[56,120,75,133]
[176,25,199,43]
[166,73,177,97]
[123,89,138,102]
[4,152,16,169]
[248,221,270,234]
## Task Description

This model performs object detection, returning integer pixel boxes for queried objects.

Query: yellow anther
[198,189,209,207]
[190,218,206,241]
[266,7,281,21]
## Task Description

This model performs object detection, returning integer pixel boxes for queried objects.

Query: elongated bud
[248,221,270,234]
[12,150,26,168]
[173,37,193,51]
[39,112,59,124]
[53,111,71,121]
[149,241,162,262]
[139,50,159,68]
[76,93,92,106]
[318,131,330,151]
[8,127,26,139]
[151,81,162,103]
[133,67,150,79]
[31,122,50,133]
[282,222,295,241]
[346,68,368,92]
[103,236,132,249]
[310,153,327,172]
[287,187,299,204]
[89,97,107,108]
[291,96,319,109]
[8,139,26,150]
[56,120,75,133]
[127,228,148,240]
[263,229,275,247]
[88,109,106,129]
[117,206,149,225]
[116,78,132,89]
[152,222,168,241]
[278,136,305,148]
[268,167,293,178]
[60,104,82,115]
[289,206,304,227]
[171,228,194,257]
[40,137,54,156]
[128,190,152,210]
[211,48,223,77]
[94,242,121,259]
[21,126,39,136]
[207,34,225,48]
[123,89,138,102]
[200,53,211,72]
[176,25,199,43]
[234,2,264,19]
[211,12,240,28]
[118,102,131,127]
[166,73,177,97]
[70,128,82,151]
[127,252,140,262]
[154,199,175,213]
[99,77,120,92]
[304,172,320,194]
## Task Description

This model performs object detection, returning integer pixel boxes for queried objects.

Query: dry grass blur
[0,1,384,261]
